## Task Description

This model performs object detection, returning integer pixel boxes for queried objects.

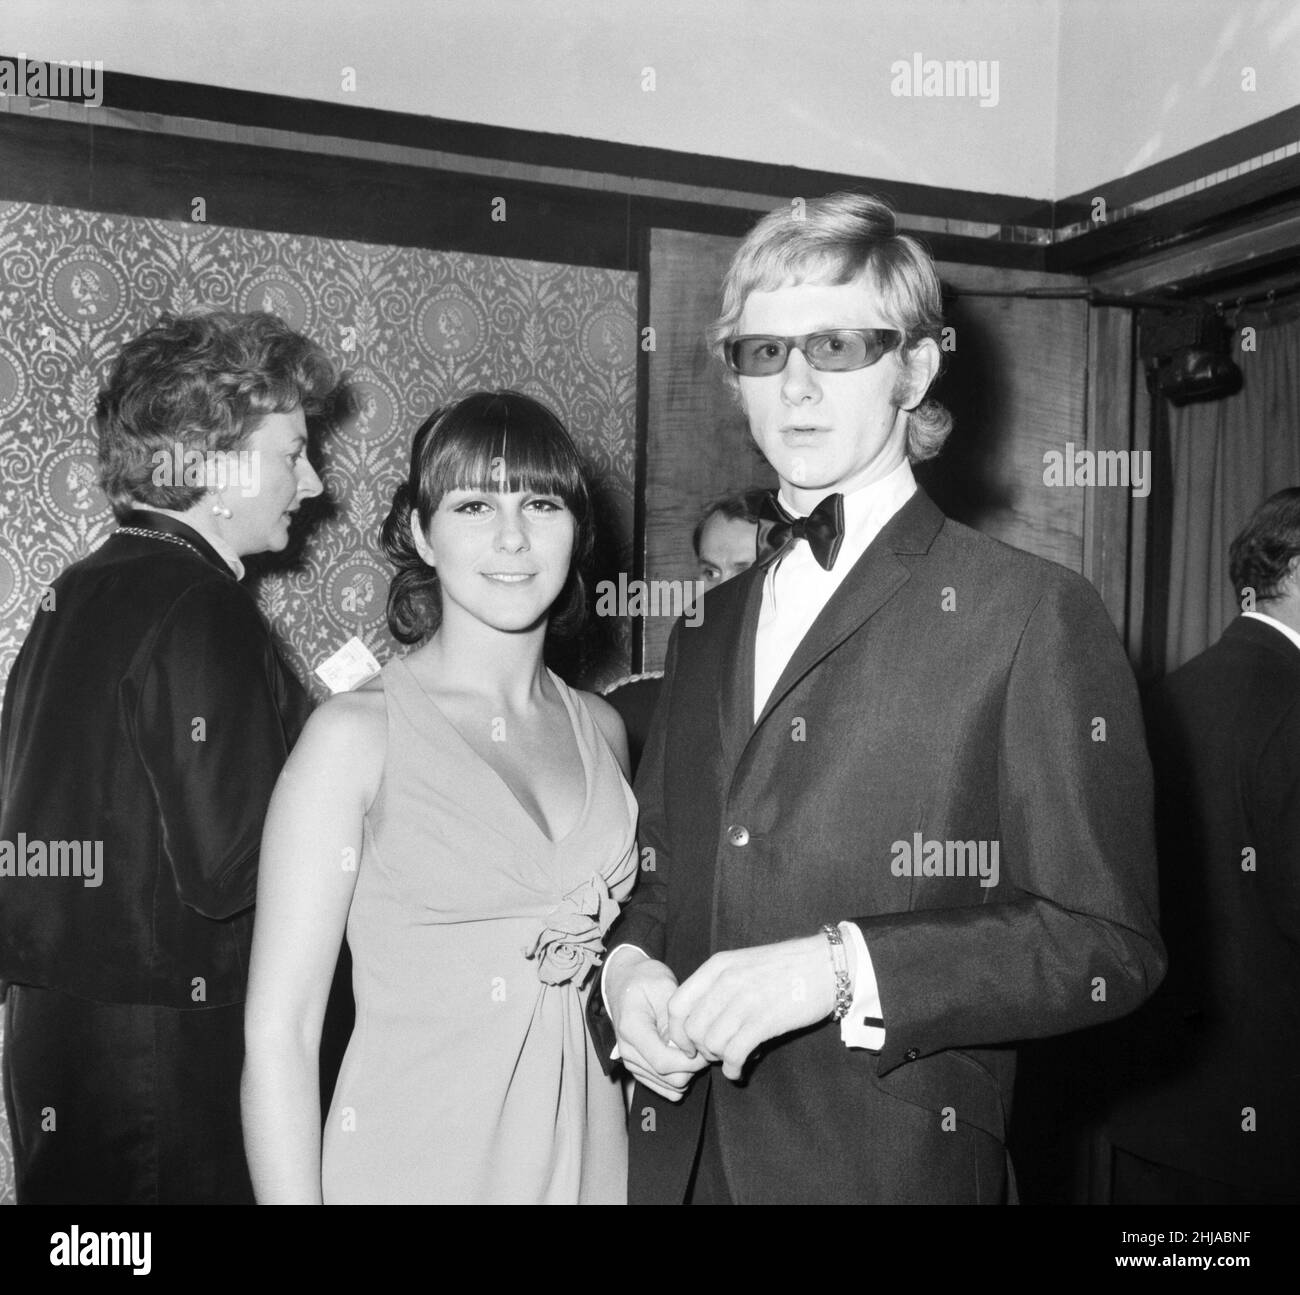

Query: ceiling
[5,0,1298,200]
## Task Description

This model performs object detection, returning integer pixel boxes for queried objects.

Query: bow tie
[758,491,846,571]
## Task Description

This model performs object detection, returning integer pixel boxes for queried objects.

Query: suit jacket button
[904,1047,919,1062]
[727,824,750,846]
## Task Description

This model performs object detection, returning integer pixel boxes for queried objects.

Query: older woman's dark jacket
[0,510,310,1007]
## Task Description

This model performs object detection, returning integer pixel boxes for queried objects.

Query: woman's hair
[96,310,341,520]
[381,390,594,644]
[1229,486,1300,604]
[691,487,769,558]
[709,191,953,463]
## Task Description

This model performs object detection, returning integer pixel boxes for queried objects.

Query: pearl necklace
[114,526,205,559]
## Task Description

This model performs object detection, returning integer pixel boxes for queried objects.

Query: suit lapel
[751,490,946,734]
[714,565,766,768]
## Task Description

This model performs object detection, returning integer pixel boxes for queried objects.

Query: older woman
[0,310,341,1203]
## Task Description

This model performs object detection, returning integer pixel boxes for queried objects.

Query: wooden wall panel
[642,229,775,669]
[1082,306,1138,644]
[920,271,1089,576]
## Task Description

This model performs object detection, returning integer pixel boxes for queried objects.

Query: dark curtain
[1162,305,1300,670]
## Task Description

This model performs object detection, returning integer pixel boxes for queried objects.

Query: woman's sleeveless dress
[321,657,638,1203]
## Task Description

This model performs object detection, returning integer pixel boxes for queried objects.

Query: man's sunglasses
[725,328,903,377]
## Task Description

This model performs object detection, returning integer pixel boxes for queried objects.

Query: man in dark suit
[1107,488,1300,1203]
[589,192,1166,1204]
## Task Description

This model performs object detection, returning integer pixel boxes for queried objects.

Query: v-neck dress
[321,657,638,1204]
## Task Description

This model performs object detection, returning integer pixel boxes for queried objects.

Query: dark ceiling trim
[1,59,1296,278]
[81,65,1047,229]
[1088,199,1300,297]
[1055,103,1300,224]
[0,114,641,270]
[1046,156,1300,276]
[0,110,1050,271]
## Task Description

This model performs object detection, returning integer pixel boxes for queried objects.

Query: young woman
[242,391,637,1204]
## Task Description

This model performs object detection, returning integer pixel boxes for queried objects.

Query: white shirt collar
[135,507,246,580]
[1242,610,1300,654]
[774,458,917,575]
[754,460,917,722]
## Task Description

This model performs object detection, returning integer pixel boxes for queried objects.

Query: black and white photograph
[0,0,1297,1266]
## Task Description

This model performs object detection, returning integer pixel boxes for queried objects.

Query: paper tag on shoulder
[315,636,382,693]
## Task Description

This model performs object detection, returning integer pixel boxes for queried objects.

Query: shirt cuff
[838,921,885,1051]
[601,943,650,1062]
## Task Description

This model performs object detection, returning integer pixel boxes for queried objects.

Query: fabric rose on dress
[524,873,622,987]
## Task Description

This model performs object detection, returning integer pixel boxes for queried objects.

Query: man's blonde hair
[710,192,952,463]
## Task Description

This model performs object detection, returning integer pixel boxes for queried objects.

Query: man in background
[694,488,768,588]
[1108,487,1300,1203]
[606,489,767,776]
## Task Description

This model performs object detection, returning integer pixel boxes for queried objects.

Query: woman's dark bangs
[434,410,583,505]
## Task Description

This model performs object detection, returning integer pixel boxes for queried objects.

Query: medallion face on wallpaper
[581,310,637,375]
[46,254,125,330]
[0,348,24,418]
[240,275,312,331]
[417,293,486,363]
[43,448,109,522]
[325,555,389,633]
[340,373,400,443]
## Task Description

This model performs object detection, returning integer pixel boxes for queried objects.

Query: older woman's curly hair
[710,192,953,463]
[96,310,342,520]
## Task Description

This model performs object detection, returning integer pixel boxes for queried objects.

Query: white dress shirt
[754,459,917,1051]
[1243,610,1300,654]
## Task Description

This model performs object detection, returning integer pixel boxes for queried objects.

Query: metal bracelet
[822,922,853,1021]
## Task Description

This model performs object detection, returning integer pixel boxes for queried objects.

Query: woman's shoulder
[283,676,390,809]
[299,675,388,757]
[568,686,630,776]
[568,686,622,734]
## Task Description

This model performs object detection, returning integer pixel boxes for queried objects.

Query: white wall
[1055,0,1300,195]
[4,0,1297,200]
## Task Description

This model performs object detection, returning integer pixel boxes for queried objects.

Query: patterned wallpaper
[0,200,639,1203]
[0,201,639,689]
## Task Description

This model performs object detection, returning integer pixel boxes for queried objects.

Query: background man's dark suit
[592,489,1165,1204]
[1107,615,1300,1199]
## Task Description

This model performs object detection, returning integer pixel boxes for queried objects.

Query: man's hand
[666,935,840,1080]
[606,949,710,1102]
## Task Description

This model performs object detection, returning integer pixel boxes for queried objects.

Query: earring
[212,499,233,519]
